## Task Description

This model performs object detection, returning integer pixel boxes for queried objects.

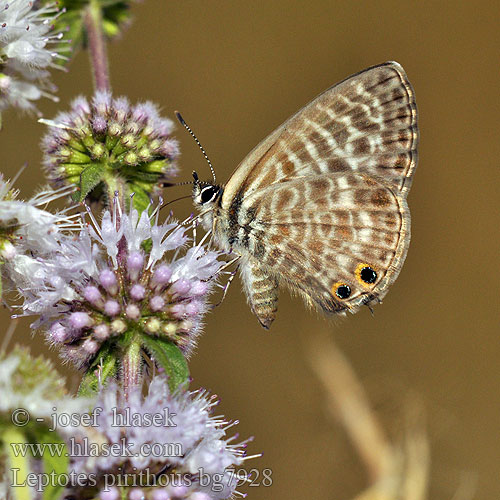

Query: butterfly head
[192,171,223,208]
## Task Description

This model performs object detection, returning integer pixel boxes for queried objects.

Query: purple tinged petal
[49,322,68,342]
[132,101,160,124]
[148,224,187,267]
[124,209,151,253]
[166,486,189,498]
[99,211,123,265]
[93,324,110,341]
[99,487,120,500]
[69,312,92,329]
[150,489,171,500]
[161,138,180,158]
[170,303,185,319]
[70,96,90,115]
[92,90,112,116]
[83,285,103,306]
[189,493,211,500]
[99,269,118,294]
[104,300,121,317]
[190,280,209,296]
[152,264,172,285]
[171,278,191,296]
[185,301,201,316]
[149,296,165,312]
[82,338,99,354]
[112,96,130,123]
[130,284,146,301]
[125,304,140,320]
[92,115,107,133]
[156,118,174,137]
[128,489,145,500]
[127,251,144,280]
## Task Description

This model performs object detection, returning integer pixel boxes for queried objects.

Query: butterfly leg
[240,259,279,329]
[211,264,240,309]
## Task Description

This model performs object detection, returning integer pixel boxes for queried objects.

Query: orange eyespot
[332,282,351,299]
[355,263,377,285]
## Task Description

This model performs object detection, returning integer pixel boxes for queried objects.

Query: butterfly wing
[218,61,417,325]
[222,61,417,209]
[240,172,409,316]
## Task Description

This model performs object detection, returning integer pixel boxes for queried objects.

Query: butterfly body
[192,62,418,328]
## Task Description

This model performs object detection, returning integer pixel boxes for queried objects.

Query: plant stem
[308,335,394,484]
[84,0,111,92]
[103,170,123,207]
[121,334,143,400]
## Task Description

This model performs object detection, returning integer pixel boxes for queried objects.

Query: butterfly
[187,61,418,328]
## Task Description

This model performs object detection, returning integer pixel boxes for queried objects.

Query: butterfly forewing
[205,62,417,327]
[222,61,417,207]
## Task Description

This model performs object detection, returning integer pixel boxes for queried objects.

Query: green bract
[44,0,133,61]
[41,92,179,212]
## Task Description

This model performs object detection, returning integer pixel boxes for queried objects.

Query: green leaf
[1,428,32,500]
[29,426,69,500]
[44,0,132,61]
[140,335,190,392]
[76,163,105,202]
[140,237,153,254]
[78,345,117,396]
[128,185,151,215]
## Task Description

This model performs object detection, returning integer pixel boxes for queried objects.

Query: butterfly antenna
[159,194,193,211]
[162,180,197,188]
[175,111,217,183]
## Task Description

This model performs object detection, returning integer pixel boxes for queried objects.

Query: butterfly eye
[332,283,351,299]
[200,186,217,204]
[356,264,377,285]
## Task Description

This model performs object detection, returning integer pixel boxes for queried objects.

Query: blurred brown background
[1,1,499,499]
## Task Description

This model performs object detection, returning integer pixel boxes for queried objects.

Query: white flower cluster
[0,173,77,299]
[0,352,89,431]
[0,0,65,113]
[69,376,250,499]
[17,203,221,320]
[0,176,73,250]
[12,200,223,366]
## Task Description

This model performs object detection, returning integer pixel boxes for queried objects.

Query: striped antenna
[175,111,217,183]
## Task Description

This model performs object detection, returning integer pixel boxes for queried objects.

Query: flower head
[0,347,90,499]
[18,202,223,368]
[0,173,77,301]
[0,346,88,426]
[67,375,252,499]
[41,91,179,212]
[50,0,135,61]
[0,1,66,114]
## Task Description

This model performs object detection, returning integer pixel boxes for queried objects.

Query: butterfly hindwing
[238,172,408,318]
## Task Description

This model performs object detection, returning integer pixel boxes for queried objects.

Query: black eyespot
[200,186,217,204]
[336,284,351,299]
[360,266,377,284]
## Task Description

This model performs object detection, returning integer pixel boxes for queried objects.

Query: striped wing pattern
[219,62,418,327]
[240,173,408,315]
